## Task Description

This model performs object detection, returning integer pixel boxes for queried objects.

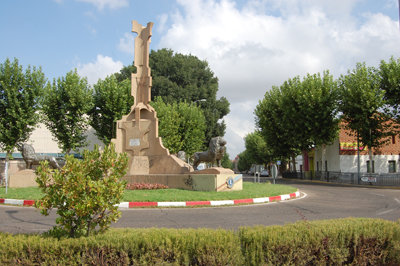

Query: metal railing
[283,171,400,186]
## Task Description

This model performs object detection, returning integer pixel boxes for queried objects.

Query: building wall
[0,123,104,180]
[312,122,400,174]
[1,122,104,155]
[339,154,400,174]
[314,138,341,172]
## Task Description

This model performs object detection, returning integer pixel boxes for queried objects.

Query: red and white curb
[0,199,35,206]
[0,191,300,208]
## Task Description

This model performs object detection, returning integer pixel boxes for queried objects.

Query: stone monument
[111,20,242,192]
[112,21,192,175]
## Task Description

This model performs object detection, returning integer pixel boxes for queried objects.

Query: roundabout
[0,179,399,234]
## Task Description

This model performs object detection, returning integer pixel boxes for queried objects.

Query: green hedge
[0,218,399,265]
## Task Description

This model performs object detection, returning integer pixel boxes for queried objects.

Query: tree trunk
[292,154,296,172]
[4,151,11,193]
[321,144,326,171]
[369,148,373,173]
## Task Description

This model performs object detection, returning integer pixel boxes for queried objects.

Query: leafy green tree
[297,71,340,171]
[89,75,133,144]
[0,58,46,183]
[237,150,252,172]
[244,131,273,166]
[42,70,93,154]
[256,72,339,171]
[117,48,230,144]
[151,97,206,156]
[380,57,400,124]
[221,152,233,169]
[339,62,389,165]
[255,81,304,169]
[35,144,128,238]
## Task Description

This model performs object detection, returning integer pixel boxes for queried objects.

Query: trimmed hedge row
[0,218,399,265]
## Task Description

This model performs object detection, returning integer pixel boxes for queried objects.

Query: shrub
[0,218,399,265]
[35,144,128,238]
[125,183,169,190]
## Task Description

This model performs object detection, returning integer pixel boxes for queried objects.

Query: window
[388,160,396,173]
[392,135,396,144]
[367,160,375,173]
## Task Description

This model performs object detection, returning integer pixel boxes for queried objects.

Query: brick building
[303,123,400,174]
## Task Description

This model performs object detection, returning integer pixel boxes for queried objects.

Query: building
[303,123,400,175]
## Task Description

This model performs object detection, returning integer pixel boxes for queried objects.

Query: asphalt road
[1,179,399,234]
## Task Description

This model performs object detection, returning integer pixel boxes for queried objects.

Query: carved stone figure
[177,151,186,161]
[193,137,227,170]
[19,144,62,169]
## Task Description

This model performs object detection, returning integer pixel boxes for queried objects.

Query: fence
[283,171,400,187]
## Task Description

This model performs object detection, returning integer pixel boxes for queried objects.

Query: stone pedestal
[123,168,242,192]
[9,169,37,188]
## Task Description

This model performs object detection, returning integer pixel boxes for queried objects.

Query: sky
[1,0,400,159]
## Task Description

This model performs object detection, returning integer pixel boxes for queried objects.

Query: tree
[0,58,46,184]
[35,144,128,238]
[151,97,206,156]
[244,131,273,166]
[89,75,133,144]
[42,70,93,154]
[221,152,233,169]
[255,81,305,169]
[339,62,389,167]
[297,71,340,171]
[117,48,230,145]
[256,72,339,171]
[380,57,400,124]
[237,150,252,172]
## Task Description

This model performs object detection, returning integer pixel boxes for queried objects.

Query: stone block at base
[123,168,243,192]
[9,169,37,188]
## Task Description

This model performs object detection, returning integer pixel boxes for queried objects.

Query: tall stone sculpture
[112,21,192,175]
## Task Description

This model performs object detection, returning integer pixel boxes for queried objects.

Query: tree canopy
[338,62,389,151]
[150,97,206,156]
[116,48,230,145]
[0,58,46,157]
[89,75,133,144]
[42,70,93,154]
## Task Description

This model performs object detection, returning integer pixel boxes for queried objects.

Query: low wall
[123,171,243,192]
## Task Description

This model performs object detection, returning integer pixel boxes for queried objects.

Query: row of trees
[238,57,400,172]
[0,49,231,165]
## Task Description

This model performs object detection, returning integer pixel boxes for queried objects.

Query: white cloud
[77,55,123,85]
[158,0,400,158]
[76,0,128,10]
[118,32,134,55]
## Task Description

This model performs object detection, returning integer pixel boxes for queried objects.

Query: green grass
[0,182,297,202]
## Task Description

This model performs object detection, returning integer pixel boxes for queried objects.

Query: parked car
[260,169,269,177]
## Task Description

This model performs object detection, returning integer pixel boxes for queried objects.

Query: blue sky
[1,0,400,158]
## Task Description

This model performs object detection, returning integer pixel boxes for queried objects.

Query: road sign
[276,160,281,166]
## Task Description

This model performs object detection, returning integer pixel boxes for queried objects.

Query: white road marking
[377,209,394,216]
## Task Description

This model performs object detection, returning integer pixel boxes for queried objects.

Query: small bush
[126,183,169,190]
[35,144,128,238]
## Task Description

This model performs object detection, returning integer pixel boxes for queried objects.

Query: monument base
[123,168,242,192]
[9,169,37,188]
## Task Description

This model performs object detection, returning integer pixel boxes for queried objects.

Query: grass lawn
[0,182,297,202]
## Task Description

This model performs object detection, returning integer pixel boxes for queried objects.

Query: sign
[361,176,377,183]
[276,160,281,166]
[129,138,140,147]
[340,142,364,151]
